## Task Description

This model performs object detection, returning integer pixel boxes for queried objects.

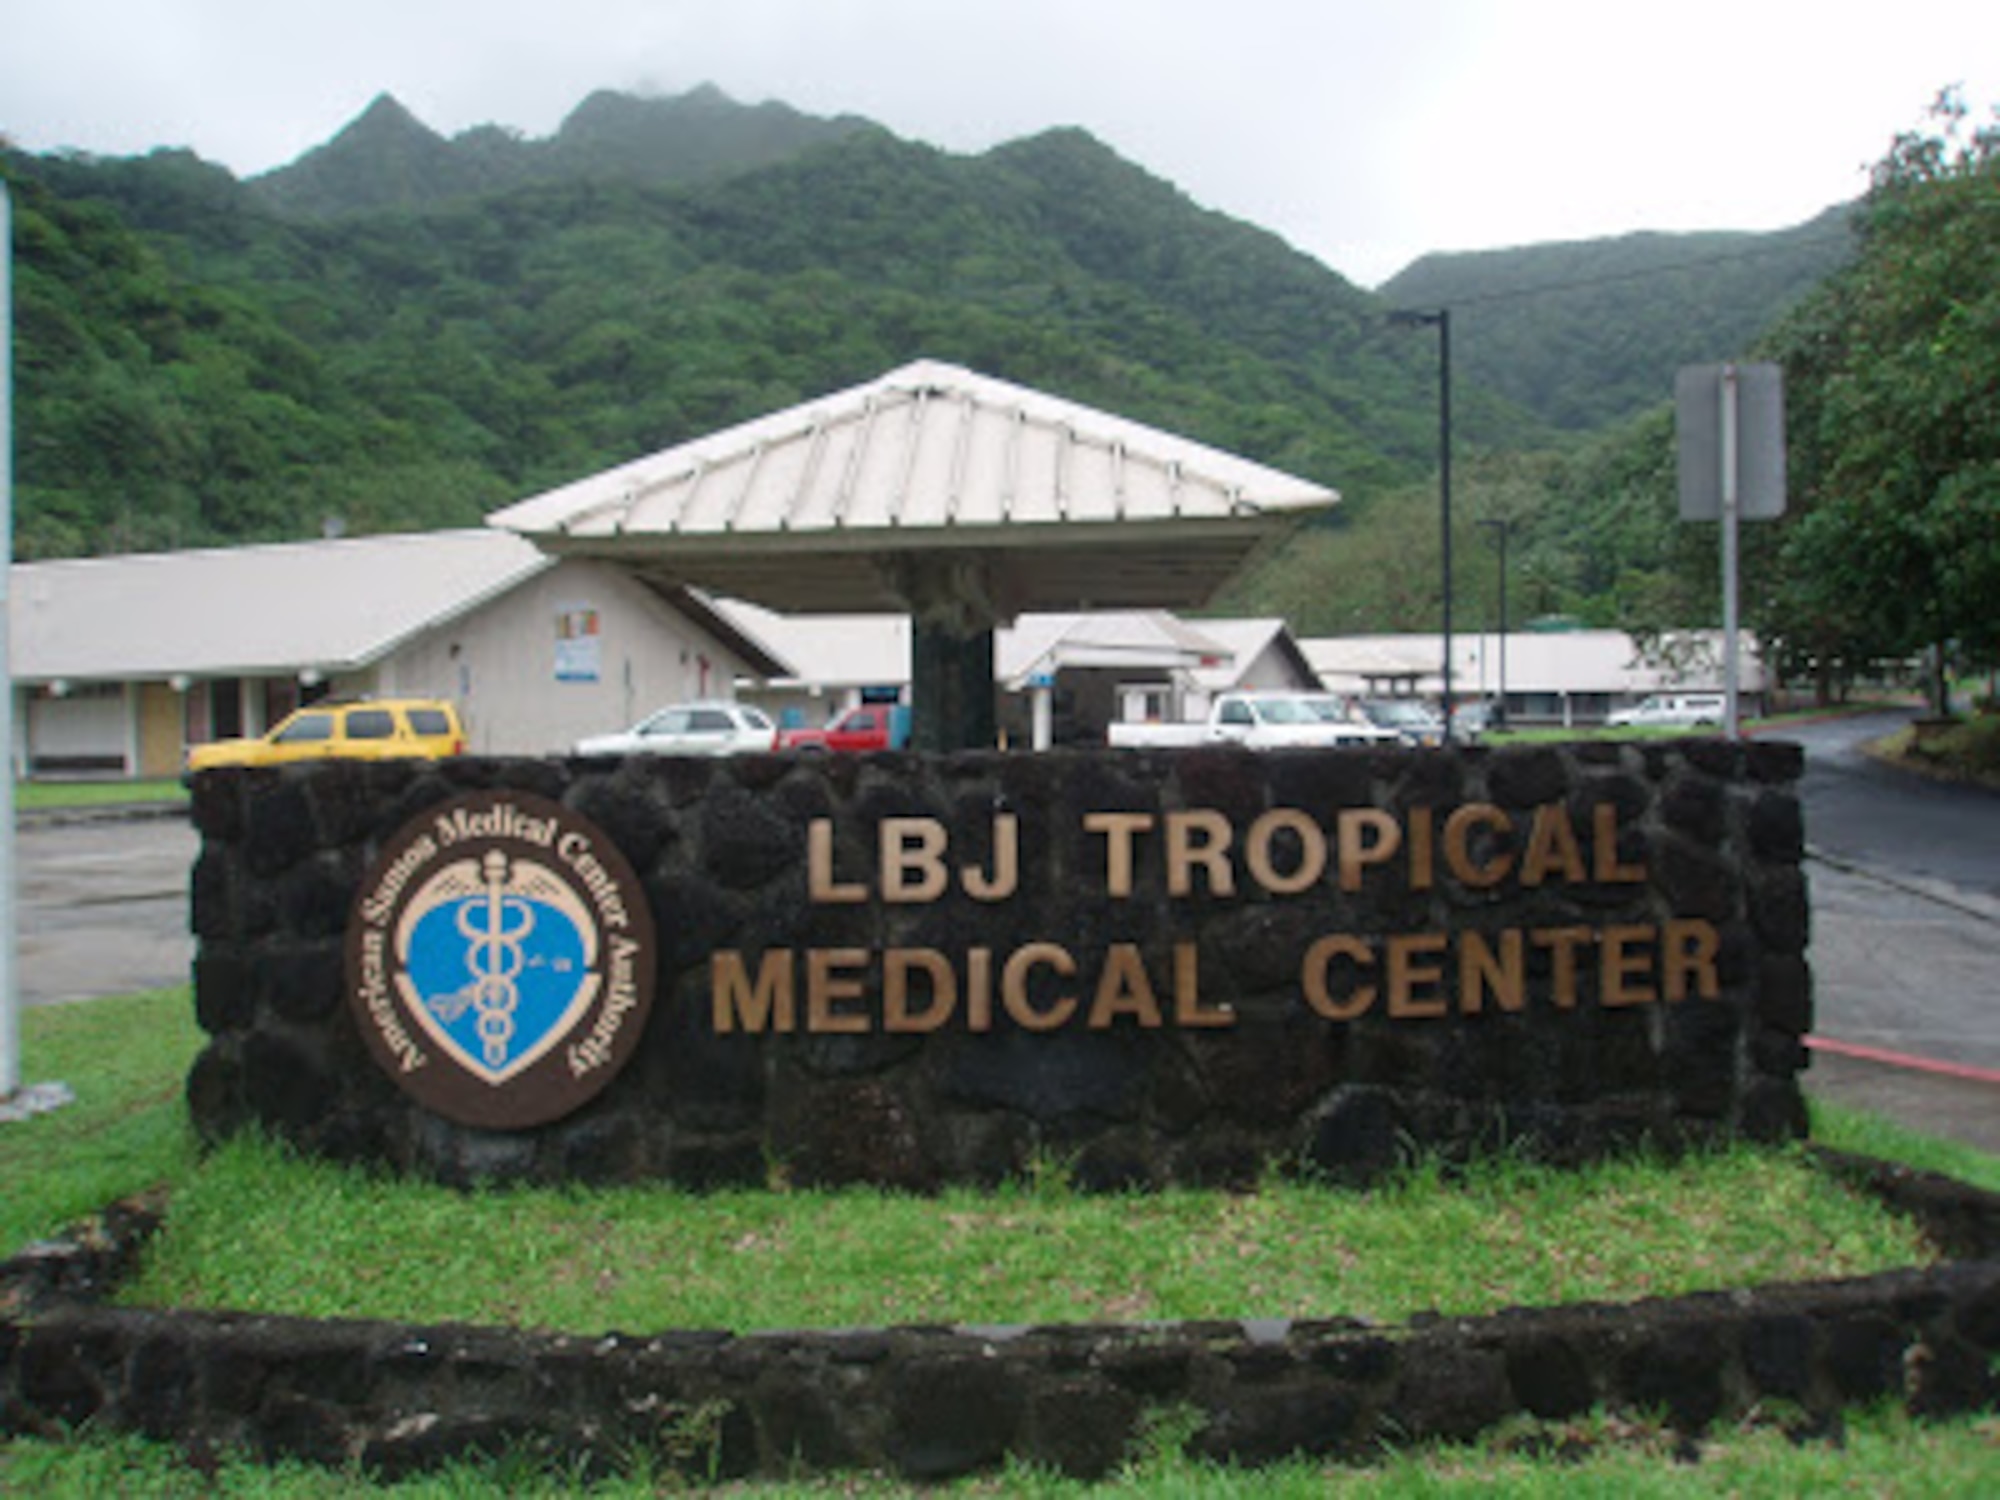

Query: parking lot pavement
[1803,855,2000,1155]
[1803,1049,2000,1156]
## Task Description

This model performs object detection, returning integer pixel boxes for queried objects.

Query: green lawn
[12,778,187,812]
[5,988,1997,1494]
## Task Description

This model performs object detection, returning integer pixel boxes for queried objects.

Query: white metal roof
[489,360,1340,615]
[712,603,1303,696]
[1302,630,1767,696]
[11,529,553,685]
[711,601,913,690]
[1183,618,1317,693]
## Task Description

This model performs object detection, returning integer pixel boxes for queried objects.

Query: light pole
[1390,308,1452,738]
[1478,517,1511,730]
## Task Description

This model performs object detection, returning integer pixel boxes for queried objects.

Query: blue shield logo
[395,850,602,1085]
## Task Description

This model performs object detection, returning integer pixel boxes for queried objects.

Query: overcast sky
[5,1,1996,287]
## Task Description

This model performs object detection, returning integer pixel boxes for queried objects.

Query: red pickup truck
[779,703,912,753]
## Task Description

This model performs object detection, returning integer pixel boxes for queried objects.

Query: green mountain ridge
[0,83,1859,637]
[248,84,878,221]
[1381,211,1857,431]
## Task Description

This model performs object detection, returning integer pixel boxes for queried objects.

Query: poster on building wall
[555,606,602,683]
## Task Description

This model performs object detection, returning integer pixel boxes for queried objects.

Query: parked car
[1299,693,1403,744]
[1605,693,1725,729]
[780,702,912,753]
[1358,698,1447,747]
[573,700,777,757]
[1446,700,1494,744]
[1108,691,1392,749]
[186,698,466,772]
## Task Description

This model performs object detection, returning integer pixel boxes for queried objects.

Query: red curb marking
[1806,1034,2000,1086]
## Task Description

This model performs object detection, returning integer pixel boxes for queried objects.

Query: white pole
[2,182,20,1101]
[1720,363,1742,740]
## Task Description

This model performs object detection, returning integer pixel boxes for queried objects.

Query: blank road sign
[1676,363,1786,521]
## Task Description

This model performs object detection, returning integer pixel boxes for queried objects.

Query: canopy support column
[887,555,1012,753]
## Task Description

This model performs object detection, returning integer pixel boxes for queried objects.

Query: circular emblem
[346,791,656,1129]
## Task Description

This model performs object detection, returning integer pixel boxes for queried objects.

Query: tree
[1759,91,2000,712]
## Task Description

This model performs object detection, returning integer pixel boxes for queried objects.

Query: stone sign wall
[186,739,1811,1189]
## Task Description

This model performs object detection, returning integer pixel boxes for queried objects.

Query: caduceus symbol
[454,850,535,1068]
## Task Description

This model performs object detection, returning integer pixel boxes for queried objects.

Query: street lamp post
[1478,517,1511,730]
[1390,308,1452,739]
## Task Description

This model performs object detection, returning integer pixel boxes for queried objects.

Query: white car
[574,701,778,756]
[1358,698,1447,747]
[1299,693,1403,744]
[1604,693,1725,729]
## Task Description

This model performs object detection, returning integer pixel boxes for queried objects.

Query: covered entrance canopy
[491,361,1340,748]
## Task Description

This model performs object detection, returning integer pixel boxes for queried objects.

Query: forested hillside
[4,94,1476,561]
[1381,212,1855,431]
[2,85,1863,636]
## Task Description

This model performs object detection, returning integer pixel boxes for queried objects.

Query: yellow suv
[187,698,467,772]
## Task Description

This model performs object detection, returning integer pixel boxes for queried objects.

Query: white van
[1605,693,1726,728]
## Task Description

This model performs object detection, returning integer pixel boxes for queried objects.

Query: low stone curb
[4,1151,1998,1483]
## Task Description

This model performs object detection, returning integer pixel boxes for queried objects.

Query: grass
[120,1132,1935,1333]
[0,988,201,1254]
[5,988,1999,1493]
[12,778,187,812]
[1868,713,2000,793]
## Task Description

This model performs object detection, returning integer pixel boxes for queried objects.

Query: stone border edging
[5,1153,1999,1483]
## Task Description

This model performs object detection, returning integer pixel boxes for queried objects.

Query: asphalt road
[7,721,1996,1149]
[12,807,197,1008]
[1778,711,2000,1152]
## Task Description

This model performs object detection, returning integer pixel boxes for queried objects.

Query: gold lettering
[1599,924,1657,1007]
[881,818,949,904]
[1407,807,1436,891]
[1386,932,1449,1017]
[884,948,956,1032]
[713,950,795,1033]
[1336,809,1401,891]
[1533,926,1594,1008]
[1458,929,1525,1014]
[1244,808,1327,895]
[1173,942,1232,1028]
[1002,943,1077,1030]
[1301,934,1376,1020]
[807,948,871,1032]
[962,814,1019,901]
[1521,805,1587,886]
[807,820,865,904]
[1664,919,1721,1001]
[1088,944,1163,1028]
[1168,810,1235,897]
[966,947,994,1031]
[1593,803,1647,882]
[1443,803,1513,887]
[1085,812,1154,898]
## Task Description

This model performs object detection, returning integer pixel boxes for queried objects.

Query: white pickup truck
[1107,692,1401,750]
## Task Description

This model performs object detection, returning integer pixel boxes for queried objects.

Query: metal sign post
[2,181,20,1103]
[1,180,74,1122]
[1676,362,1786,741]
[1721,364,1742,738]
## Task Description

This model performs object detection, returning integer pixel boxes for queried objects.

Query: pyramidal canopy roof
[490,360,1340,616]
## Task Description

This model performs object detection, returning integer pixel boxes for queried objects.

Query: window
[1219,700,1254,726]
[689,709,734,733]
[406,708,452,736]
[346,710,396,740]
[274,712,335,744]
